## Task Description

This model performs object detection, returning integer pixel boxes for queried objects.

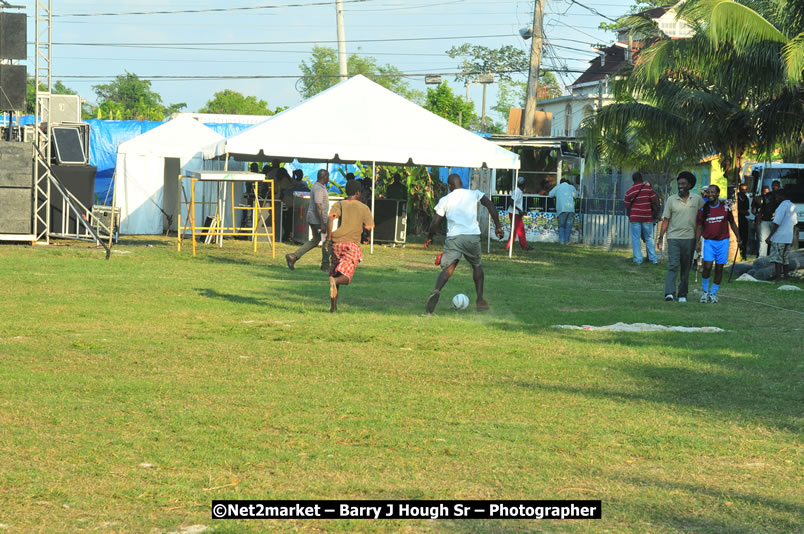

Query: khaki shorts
[768,242,790,264]
[441,234,482,269]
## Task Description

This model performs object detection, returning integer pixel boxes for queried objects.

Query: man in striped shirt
[624,172,659,265]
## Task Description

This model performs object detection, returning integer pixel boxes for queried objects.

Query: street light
[459,74,495,131]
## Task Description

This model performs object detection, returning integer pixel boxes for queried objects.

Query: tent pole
[508,169,518,258]
[108,168,117,252]
[370,161,376,254]
[487,169,493,254]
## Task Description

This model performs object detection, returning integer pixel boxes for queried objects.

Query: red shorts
[330,242,362,282]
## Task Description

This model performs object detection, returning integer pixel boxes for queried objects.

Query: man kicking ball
[695,185,741,303]
[423,173,505,314]
[326,180,375,313]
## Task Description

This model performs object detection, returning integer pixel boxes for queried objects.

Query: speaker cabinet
[0,64,26,111]
[373,199,407,243]
[0,141,33,234]
[0,12,26,60]
[47,163,97,234]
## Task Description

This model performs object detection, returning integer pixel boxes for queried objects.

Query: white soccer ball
[451,293,470,310]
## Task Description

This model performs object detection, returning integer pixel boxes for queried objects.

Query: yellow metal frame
[177,175,276,258]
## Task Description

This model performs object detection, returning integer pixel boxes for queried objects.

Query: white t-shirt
[434,188,485,237]
[507,187,524,214]
[770,199,798,244]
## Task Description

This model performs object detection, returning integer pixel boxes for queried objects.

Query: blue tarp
[88,119,254,204]
[87,119,163,204]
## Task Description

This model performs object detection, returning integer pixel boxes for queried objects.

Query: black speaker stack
[0,11,26,112]
[0,10,31,237]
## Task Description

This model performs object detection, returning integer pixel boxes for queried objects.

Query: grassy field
[0,236,801,533]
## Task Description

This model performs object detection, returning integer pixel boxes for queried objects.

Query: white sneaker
[700,292,709,303]
[664,294,674,301]
[678,297,687,303]
[709,294,719,304]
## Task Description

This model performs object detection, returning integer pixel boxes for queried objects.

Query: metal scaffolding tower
[33,0,52,243]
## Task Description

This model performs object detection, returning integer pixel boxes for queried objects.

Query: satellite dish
[519,27,533,40]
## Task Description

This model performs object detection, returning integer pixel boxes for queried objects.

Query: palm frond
[708,0,788,48]
[782,32,804,83]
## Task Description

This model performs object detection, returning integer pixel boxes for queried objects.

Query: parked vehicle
[742,162,803,247]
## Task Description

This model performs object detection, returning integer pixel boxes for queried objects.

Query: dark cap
[677,171,696,188]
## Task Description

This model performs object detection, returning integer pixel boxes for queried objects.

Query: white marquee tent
[221,75,520,251]
[114,116,231,234]
[222,75,520,170]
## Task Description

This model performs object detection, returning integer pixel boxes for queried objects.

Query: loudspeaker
[0,64,25,111]
[0,141,33,187]
[52,126,88,165]
[373,199,407,243]
[47,163,97,234]
[0,141,33,234]
[44,95,82,124]
[0,12,26,60]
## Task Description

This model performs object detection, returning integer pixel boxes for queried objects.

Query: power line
[565,0,618,22]
[43,34,516,47]
[53,0,376,18]
[51,67,613,81]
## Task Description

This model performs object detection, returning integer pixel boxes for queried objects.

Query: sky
[20,0,639,123]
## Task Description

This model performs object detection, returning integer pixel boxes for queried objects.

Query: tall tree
[92,71,185,120]
[445,44,527,83]
[423,82,476,128]
[199,89,285,115]
[298,46,422,103]
[583,0,804,185]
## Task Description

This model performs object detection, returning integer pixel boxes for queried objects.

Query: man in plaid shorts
[326,180,375,313]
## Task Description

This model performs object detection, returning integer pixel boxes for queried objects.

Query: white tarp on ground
[222,75,520,170]
[554,323,725,332]
[115,116,227,234]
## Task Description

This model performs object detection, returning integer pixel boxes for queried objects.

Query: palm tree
[582,0,804,184]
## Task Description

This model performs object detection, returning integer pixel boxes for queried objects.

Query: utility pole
[522,0,545,136]
[335,0,348,82]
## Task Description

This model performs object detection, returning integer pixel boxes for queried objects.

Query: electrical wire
[53,0,377,18]
[42,34,518,47]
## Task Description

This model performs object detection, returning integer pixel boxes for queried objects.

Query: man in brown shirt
[326,180,375,313]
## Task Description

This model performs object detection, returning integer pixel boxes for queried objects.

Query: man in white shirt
[548,179,578,244]
[765,189,798,281]
[506,176,531,251]
[423,174,504,314]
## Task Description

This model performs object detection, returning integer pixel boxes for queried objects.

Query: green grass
[0,236,801,533]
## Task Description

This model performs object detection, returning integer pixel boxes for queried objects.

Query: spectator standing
[736,183,751,259]
[291,169,310,193]
[765,189,798,281]
[285,169,332,272]
[753,181,781,256]
[548,179,578,244]
[385,173,407,200]
[623,172,659,265]
[657,171,705,302]
[506,176,531,251]
[695,185,741,303]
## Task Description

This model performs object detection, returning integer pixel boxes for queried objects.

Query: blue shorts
[703,238,730,265]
